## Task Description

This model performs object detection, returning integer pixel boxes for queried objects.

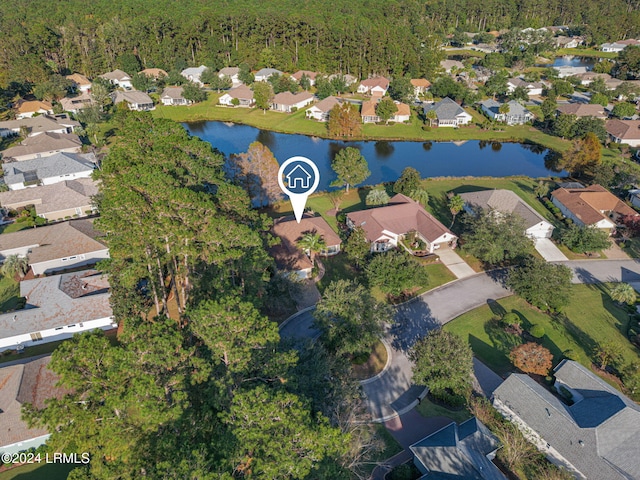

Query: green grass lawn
[555,47,618,58]
[622,238,640,258]
[444,284,640,378]
[0,462,76,480]
[0,222,33,234]
[0,275,21,313]
[416,396,472,424]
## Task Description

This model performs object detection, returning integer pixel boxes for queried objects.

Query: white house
[392,102,411,122]
[0,132,82,162]
[0,115,80,139]
[305,96,340,121]
[110,91,155,111]
[270,91,315,113]
[218,67,241,86]
[357,77,390,96]
[180,65,208,85]
[14,100,54,119]
[601,39,640,52]
[480,99,534,125]
[2,152,96,190]
[507,77,545,96]
[254,68,283,82]
[65,73,92,92]
[160,86,192,106]
[218,85,255,107]
[606,119,640,147]
[554,66,589,78]
[423,97,472,127]
[100,69,132,89]
[0,269,115,353]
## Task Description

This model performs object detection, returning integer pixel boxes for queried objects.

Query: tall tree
[330,147,370,193]
[344,227,370,267]
[228,141,282,206]
[253,81,274,112]
[610,283,636,305]
[376,97,398,124]
[1,254,29,279]
[366,250,424,298]
[181,81,207,102]
[507,257,573,312]
[297,231,327,267]
[388,76,413,102]
[447,193,465,229]
[560,132,601,176]
[393,167,421,196]
[327,103,362,137]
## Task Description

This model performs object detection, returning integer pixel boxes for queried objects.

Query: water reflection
[374,141,395,158]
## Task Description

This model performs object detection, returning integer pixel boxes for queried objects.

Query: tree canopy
[507,257,573,312]
[330,147,370,193]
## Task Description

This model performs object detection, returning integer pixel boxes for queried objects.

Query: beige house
[357,76,390,96]
[606,119,640,147]
[410,78,431,96]
[110,91,155,111]
[556,103,608,119]
[270,91,315,113]
[65,73,92,92]
[305,96,340,121]
[218,85,255,107]
[100,69,132,89]
[0,115,79,139]
[139,68,167,79]
[14,100,54,119]
[361,99,380,123]
[0,132,82,162]
[160,87,192,106]
[59,92,95,114]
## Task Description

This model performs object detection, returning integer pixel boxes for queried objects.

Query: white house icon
[286,164,312,189]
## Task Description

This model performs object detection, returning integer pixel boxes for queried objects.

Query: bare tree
[228,141,282,206]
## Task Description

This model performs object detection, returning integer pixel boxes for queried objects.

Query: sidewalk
[436,248,475,279]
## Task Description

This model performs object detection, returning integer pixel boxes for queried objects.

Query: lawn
[0,462,76,480]
[0,275,21,313]
[416,396,472,424]
[444,284,640,379]
[555,47,618,58]
[0,222,33,234]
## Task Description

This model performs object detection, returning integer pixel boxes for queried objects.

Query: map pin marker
[278,156,320,223]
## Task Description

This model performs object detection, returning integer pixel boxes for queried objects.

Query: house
[0,269,115,353]
[138,68,167,79]
[305,96,340,121]
[270,91,315,113]
[270,215,341,279]
[392,102,411,122]
[218,67,241,86]
[99,69,132,89]
[607,78,626,92]
[554,66,589,79]
[553,36,581,49]
[0,114,80,139]
[160,86,192,106]
[480,100,534,125]
[291,70,319,86]
[440,59,465,73]
[556,103,608,119]
[180,65,208,85]
[601,39,640,52]
[0,178,98,221]
[357,77,390,96]
[551,184,638,230]
[460,189,554,238]
[328,73,358,86]
[507,77,544,96]
[0,132,82,162]
[423,97,472,127]
[14,100,53,119]
[0,218,108,275]
[0,356,70,455]
[493,360,640,480]
[2,152,96,191]
[410,417,506,480]
[110,91,155,111]
[59,91,95,114]
[218,85,255,107]
[254,68,283,82]
[472,66,493,83]
[606,119,640,146]
[471,43,501,54]
[361,99,380,123]
[65,73,92,92]
[574,72,611,86]
[346,194,457,253]
[410,78,431,96]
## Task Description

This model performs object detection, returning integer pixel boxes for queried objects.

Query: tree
[365,187,390,206]
[448,193,465,228]
[561,132,601,176]
[238,63,254,85]
[510,86,529,102]
[426,108,437,127]
[590,92,609,107]
[330,147,370,193]
[116,52,140,75]
[540,96,558,125]
[612,102,637,119]
[610,283,636,305]
[572,117,607,144]
[507,257,573,312]
[410,329,473,406]
[1,254,28,279]
[534,180,550,198]
[228,141,281,206]
[313,279,392,357]
[462,211,533,265]
[409,188,429,207]
[33,74,73,101]
[552,113,577,139]
[315,76,336,99]
[198,67,217,85]
[272,74,299,94]
[549,79,574,98]
[131,72,150,92]
[209,74,233,92]
[561,224,611,253]
[484,73,508,99]
[253,81,274,112]
[393,167,421,196]
[595,341,623,370]
[616,45,640,78]
[376,97,397,124]
[388,77,413,102]
[510,342,553,375]
[430,77,464,101]
[330,75,348,94]
[344,227,370,267]
[498,102,511,115]
[327,103,361,137]
[181,82,207,103]
[258,47,277,67]
[299,74,311,91]
[298,232,327,267]
[366,250,424,298]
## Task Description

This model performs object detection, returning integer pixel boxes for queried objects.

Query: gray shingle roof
[110,91,154,106]
[2,152,96,186]
[423,97,466,121]
[254,68,283,78]
[493,362,640,479]
[480,99,530,117]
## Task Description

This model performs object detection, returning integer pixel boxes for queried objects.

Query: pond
[184,121,564,191]
[537,55,596,69]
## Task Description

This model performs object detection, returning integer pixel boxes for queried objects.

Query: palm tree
[498,102,510,121]
[2,255,29,279]
[410,188,430,208]
[610,283,636,305]
[426,109,437,127]
[365,188,390,206]
[448,193,465,229]
[534,180,550,199]
[297,232,326,267]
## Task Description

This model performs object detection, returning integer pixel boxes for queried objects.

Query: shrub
[530,324,545,338]
[510,342,553,375]
[502,312,520,326]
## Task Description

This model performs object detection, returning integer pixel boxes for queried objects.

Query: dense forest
[1,0,640,86]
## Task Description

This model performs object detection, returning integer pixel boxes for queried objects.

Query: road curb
[359,337,393,385]
[370,387,429,424]
[278,305,316,331]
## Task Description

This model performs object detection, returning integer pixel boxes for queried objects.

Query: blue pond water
[538,56,596,69]
[184,121,564,191]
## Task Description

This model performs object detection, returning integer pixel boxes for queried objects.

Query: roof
[180,65,207,77]
[0,218,106,265]
[440,59,465,71]
[395,102,410,116]
[223,85,254,100]
[65,73,91,86]
[552,184,637,225]
[359,76,390,90]
[218,67,240,77]
[291,70,318,81]
[1,132,82,160]
[14,100,53,114]
[271,91,314,106]
[606,119,640,140]
[110,90,154,106]
[493,361,640,479]
[423,97,467,121]
[254,68,283,78]
[480,99,531,117]
[139,68,167,78]
[618,39,640,46]
[100,69,131,81]
[361,99,377,117]
[0,115,80,137]
[270,215,341,272]
[347,194,455,244]
[0,356,69,449]
[507,77,544,89]
[410,418,505,480]
[410,78,431,88]
[459,189,549,230]
[160,86,186,100]
[0,178,98,216]
[2,152,96,186]
[0,269,112,341]
[59,92,94,112]
[557,103,607,118]
[311,96,340,113]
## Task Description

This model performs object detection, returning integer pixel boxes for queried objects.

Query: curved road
[279,259,640,422]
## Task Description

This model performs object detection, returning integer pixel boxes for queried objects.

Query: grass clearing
[0,275,20,313]
[416,396,472,424]
[555,48,618,58]
[351,340,388,380]
[0,462,77,480]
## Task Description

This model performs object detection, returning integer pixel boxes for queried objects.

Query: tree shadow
[554,312,600,360]
[487,299,506,318]
[468,334,511,376]
[428,192,453,229]
[391,299,440,352]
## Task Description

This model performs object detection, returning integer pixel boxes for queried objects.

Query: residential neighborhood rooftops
[359,76,390,89]
[423,97,467,121]
[479,99,530,117]
[394,102,410,117]
[507,77,544,90]
[410,78,431,88]
[139,68,167,78]
[361,99,377,117]
[110,90,154,106]
[224,85,254,100]
[606,119,640,141]
[1,132,82,161]
[100,69,131,81]
[551,184,637,225]
[254,68,283,78]
[65,73,91,86]
[0,115,80,138]
[2,152,96,186]
[271,91,314,106]
[0,269,112,340]
[14,100,53,115]
[311,95,340,113]
[556,103,607,118]
[218,67,239,77]
[160,86,186,100]
[440,59,465,72]
[291,70,318,81]
[0,178,98,216]
[459,189,547,231]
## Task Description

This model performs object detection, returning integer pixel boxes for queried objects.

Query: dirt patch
[352,340,388,380]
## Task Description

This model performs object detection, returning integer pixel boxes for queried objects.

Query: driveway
[534,238,568,261]
[436,248,476,279]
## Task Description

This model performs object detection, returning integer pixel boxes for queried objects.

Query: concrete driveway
[436,248,476,279]
[534,238,568,261]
